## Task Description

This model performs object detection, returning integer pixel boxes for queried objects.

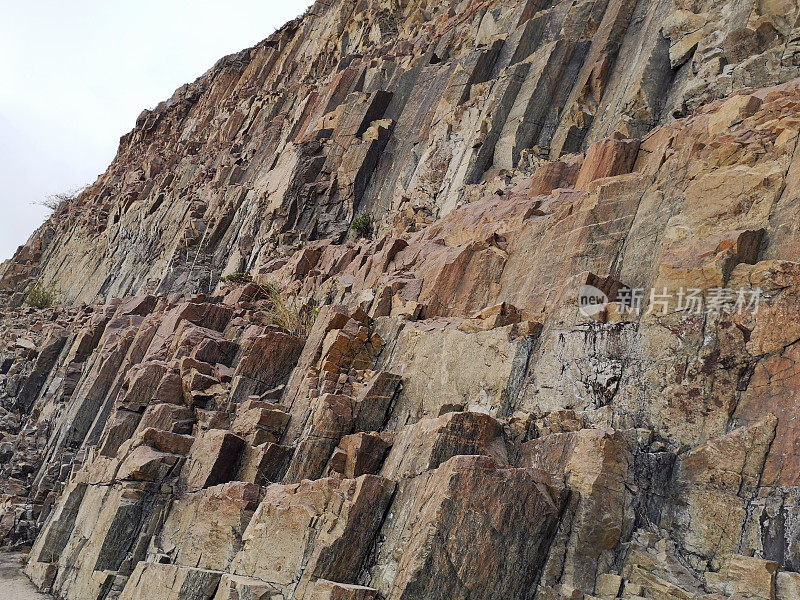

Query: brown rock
[528,159,582,196]
[230,407,290,445]
[283,393,355,483]
[229,330,304,404]
[155,482,261,571]
[352,371,401,432]
[308,580,378,600]
[706,555,778,600]
[117,445,180,481]
[184,429,246,491]
[119,563,222,600]
[138,402,195,435]
[231,475,395,597]
[381,411,508,480]
[236,442,292,485]
[708,94,763,136]
[371,456,564,600]
[574,136,641,191]
[329,432,391,479]
[522,428,633,593]
[212,574,282,600]
[8,4,800,599]
[132,427,195,455]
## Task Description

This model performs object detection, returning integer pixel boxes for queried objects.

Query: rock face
[3,0,800,305]
[2,0,800,599]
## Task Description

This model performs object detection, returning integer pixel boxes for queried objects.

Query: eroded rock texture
[2,0,800,598]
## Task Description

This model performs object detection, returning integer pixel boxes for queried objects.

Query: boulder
[230,406,290,445]
[155,482,261,571]
[237,443,293,485]
[574,136,640,191]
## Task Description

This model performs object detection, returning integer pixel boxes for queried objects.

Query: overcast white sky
[0,0,314,261]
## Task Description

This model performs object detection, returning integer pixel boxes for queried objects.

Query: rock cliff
[2,0,800,599]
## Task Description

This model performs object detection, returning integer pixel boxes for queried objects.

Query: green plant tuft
[25,282,58,309]
[350,213,373,239]
[220,272,253,286]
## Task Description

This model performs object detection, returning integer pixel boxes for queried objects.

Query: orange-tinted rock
[522,428,633,592]
[574,136,641,191]
[528,159,582,197]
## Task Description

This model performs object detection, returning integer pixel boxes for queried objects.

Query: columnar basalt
[3,0,800,599]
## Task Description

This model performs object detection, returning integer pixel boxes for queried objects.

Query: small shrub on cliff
[220,272,253,286]
[34,185,87,213]
[351,213,373,239]
[25,282,58,309]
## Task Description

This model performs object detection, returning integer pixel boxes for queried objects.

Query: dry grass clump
[260,284,318,337]
[220,273,318,337]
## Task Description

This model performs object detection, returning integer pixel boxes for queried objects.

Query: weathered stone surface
[778,571,800,600]
[381,411,508,480]
[26,482,168,600]
[119,563,222,600]
[230,475,395,597]
[184,429,246,492]
[116,445,180,482]
[308,580,377,600]
[236,442,292,486]
[375,319,535,424]
[230,406,289,445]
[370,455,564,600]
[283,393,355,483]
[138,403,195,435]
[574,136,641,191]
[706,555,778,599]
[4,0,797,305]
[328,432,391,479]
[154,482,261,571]
[16,329,68,412]
[661,418,778,569]
[229,330,304,405]
[211,574,282,600]
[523,428,634,594]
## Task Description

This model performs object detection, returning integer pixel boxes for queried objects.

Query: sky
[0,0,315,261]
